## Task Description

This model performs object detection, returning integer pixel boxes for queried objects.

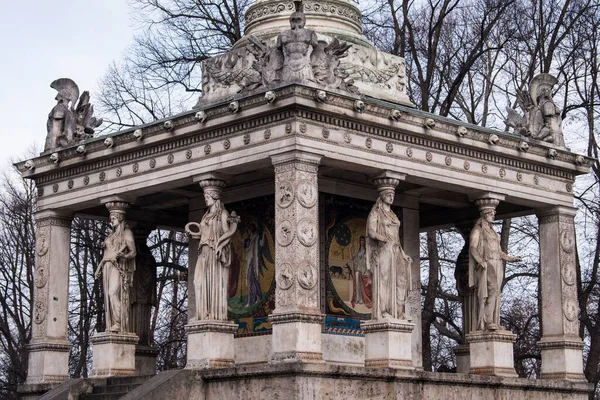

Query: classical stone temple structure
[17,0,595,398]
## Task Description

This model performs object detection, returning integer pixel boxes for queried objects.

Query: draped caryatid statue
[95,202,137,333]
[186,180,240,321]
[468,199,521,331]
[367,182,413,320]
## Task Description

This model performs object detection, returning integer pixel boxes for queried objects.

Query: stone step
[92,383,142,394]
[82,392,129,400]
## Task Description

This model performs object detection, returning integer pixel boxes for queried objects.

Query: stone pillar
[91,200,139,378]
[403,206,422,369]
[269,151,324,363]
[465,193,517,378]
[361,172,415,370]
[185,176,237,369]
[131,226,158,375]
[537,206,585,381]
[25,211,72,386]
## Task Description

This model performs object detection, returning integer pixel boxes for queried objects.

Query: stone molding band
[270,351,323,362]
[27,341,71,352]
[538,339,584,350]
[470,367,518,377]
[465,331,517,343]
[184,321,238,334]
[540,372,586,381]
[269,312,325,325]
[365,359,413,369]
[36,216,72,227]
[25,374,69,384]
[361,320,415,333]
[90,332,139,345]
[91,368,137,377]
[186,359,235,369]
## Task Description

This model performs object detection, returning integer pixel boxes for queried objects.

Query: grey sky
[0,1,134,171]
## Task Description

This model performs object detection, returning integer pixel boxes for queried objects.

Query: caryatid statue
[94,202,137,333]
[186,180,240,321]
[367,179,413,320]
[468,199,521,331]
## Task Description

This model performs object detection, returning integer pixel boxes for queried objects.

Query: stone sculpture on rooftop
[45,78,103,151]
[506,73,565,146]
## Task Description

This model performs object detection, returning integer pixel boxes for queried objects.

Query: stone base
[270,312,324,363]
[185,320,237,369]
[361,319,415,370]
[91,332,139,377]
[454,344,470,374]
[119,364,595,400]
[539,337,586,381]
[466,329,517,377]
[136,345,159,375]
[23,339,71,385]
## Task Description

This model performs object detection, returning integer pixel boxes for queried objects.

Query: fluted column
[270,150,324,363]
[25,210,73,386]
[537,206,585,381]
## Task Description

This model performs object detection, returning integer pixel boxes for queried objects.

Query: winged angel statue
[45,78,103,151]
[505,73,565,146]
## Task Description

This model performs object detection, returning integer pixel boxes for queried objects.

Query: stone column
[185,176,237,369]
[537,206,585,381]
[362,172,415,370]
[465,193,517,378]
[269,151,324,363]
[403,206,422,369]
[91,200,139,378]
[25,211,72,386]
[131,225,158,375]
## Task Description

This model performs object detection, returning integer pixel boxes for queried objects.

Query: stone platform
[119,363,594,400]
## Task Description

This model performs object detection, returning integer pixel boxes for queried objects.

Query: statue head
[480,208,496,223]
[378,188,395,205]
[109,211,126,228]
[289,11,306,30]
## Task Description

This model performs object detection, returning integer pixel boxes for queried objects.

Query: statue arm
[500,251,521,263]
[217,211,240,255]
[469,226,486,269]
[367,213,387,242]
[119,229,137,260]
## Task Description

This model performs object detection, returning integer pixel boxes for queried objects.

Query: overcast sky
[0,1,135,173]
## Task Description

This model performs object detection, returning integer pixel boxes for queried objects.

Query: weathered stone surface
[121,363,593,400]
[91,332,139,378]
[185,320,237,369]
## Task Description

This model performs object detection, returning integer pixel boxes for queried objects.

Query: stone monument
[16,0,593,397]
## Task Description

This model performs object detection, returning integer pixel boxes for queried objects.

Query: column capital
[34,210,73,226]
[100,195,136,206]
[192,172,230,184]
[270,150,322,167]
[371,171,407,190]
[468,191,505,202]
[536,205,577,221]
